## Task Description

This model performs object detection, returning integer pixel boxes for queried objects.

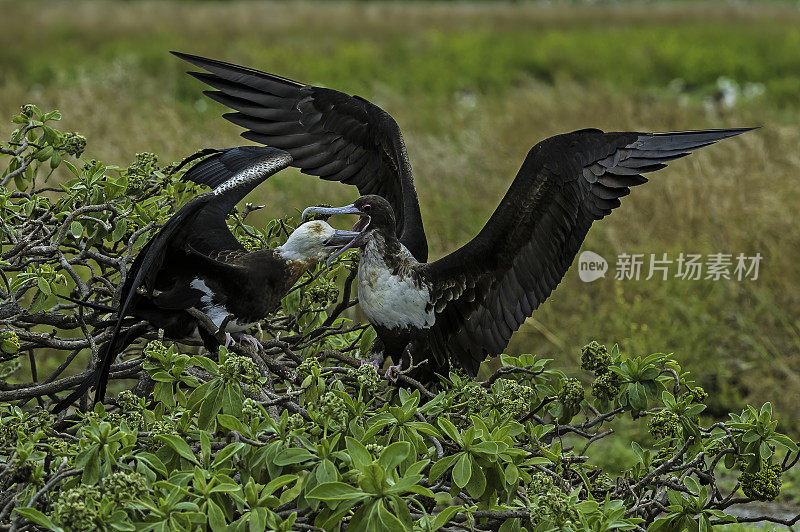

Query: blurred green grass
[2,1,800,426]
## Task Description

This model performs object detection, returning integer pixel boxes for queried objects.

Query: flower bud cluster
[353,363,381,395]
[648,410,681,440]
[559,378,584,409]
[220,355,262,390]
[740,463,782,501]
[58,132,87,157]
[0,330,20,355]
[318,392,348,426]
[497,380,536,417]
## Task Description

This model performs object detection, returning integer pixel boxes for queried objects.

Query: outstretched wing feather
[172,51,428,261]
[423,127,754,374]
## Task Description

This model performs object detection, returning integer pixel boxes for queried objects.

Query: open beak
[324,229,362,249]
[304,203,372,268]
[302,204,361,220]
[323,219,371,268]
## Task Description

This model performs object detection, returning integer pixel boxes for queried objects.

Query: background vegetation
[1,0,799,528]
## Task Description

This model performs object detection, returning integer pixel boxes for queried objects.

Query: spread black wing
[53,147,292,413]
[422,128,755,375]
[171,51,427,262]
[172,145,294,256]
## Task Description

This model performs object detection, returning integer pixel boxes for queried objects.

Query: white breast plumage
[357,241,435,330]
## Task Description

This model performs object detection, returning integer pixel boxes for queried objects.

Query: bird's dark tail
[52,326,142,414]
[171,148,224,177]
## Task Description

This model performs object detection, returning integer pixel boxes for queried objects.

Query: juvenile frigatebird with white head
[54,146,359,412]
[305,128,755,379]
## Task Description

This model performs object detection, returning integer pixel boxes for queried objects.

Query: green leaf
[198,385,224,430]
[207,500,227,532]
[64,159,80,177]
[771,433,799,452]
[403,484,435,498]
[429,453,460,484]
[376,500,407,532]
[437,417,462,446]
[346,437,373,471]
[452,453,472,489]
[209,483,242,494]
[661,390,676,407]
[363,417,393,441]
[465,459,486,499]
[156,434,199,464]
[200,431,211,468]
[684,476,700,494]
[378,441,411,471]
[316,458,338,484]
[70,220,83,239]
[111,219,127,242]
[470,440,507,457]
[306,481,367,502]
[14,507,61,531]
[432,506,462,531]
[137,452,168,478]
[35,146,54,161]
[504,463,519,485]
[760,440,773,460]
[274,447,316,466]
[685,404,706,416]
[37,277,51,296]
[359,463,386,494]
[760,402,773,420]
[575,500,599,514]
[217,413,247,434]
[263,474,299,496]
[81,448,100,485]
[222,382,244,415]
[211,442,245,467]
[192,355,220,376]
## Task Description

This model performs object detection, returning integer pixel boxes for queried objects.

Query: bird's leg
[385,345,426,383]
[361,358,381,371]
[367,346,385,371]
[384,344,411,383]
[385,363,403,383]
[223,332,236,348]
[235,333,261,351]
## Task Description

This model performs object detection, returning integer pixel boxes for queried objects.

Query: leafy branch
[0,105,798,531]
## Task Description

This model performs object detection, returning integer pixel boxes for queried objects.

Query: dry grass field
[2,0,800,424]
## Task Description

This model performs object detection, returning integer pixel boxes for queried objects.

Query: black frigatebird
[54,146,359,412]
[170,52,753,378]
[305,128,754,379]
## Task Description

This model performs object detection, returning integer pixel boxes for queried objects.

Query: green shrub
[1,106,799,530]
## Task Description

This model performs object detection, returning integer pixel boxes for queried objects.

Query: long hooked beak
[323,220,371,268]
[324,229,362,248]
[302,204,362,221]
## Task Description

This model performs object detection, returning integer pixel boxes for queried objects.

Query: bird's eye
[362,204,372,212]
